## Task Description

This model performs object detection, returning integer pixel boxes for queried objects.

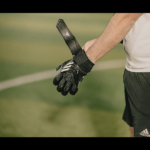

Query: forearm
[86,13,143,63]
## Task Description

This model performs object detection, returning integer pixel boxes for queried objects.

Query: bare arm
[85,13,143,63]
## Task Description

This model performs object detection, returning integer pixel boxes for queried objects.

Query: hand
[82,39,97,52]
[53,50,94,96]
[53,59,86,96]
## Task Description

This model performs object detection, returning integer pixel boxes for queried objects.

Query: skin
[83,13,143,63]
[82,13,143,137]
[130,127,134,137]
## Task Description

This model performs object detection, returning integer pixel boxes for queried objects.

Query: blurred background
[0,13,129,137]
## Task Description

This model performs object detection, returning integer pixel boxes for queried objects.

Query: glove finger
[64,81,72,92]
[53,73,63,85]
[57,78,66,92]
[70,83,78,95]
[61,90,69,96]
[61,81,72,96]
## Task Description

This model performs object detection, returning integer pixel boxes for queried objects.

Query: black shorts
[123,69,150,137]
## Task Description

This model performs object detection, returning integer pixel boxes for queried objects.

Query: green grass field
[0,13,129,137]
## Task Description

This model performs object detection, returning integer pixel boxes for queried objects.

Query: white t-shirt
[123,13,150,72]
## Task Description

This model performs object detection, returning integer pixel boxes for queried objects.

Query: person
[53,13,150,137]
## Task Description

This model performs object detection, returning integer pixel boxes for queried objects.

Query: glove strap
[73,50,95,73]
[56,19,82,56]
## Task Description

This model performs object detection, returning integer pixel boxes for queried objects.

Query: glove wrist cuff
[73,50,95,73]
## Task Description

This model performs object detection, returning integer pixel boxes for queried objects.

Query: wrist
[85,50,96,64]
[73,50,95,73]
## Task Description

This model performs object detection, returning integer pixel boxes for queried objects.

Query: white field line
[0,59,126,91]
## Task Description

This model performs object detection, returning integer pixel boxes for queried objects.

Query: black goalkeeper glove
[53,50,94,96]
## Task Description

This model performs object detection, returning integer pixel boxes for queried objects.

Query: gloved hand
[53,50,94,96]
